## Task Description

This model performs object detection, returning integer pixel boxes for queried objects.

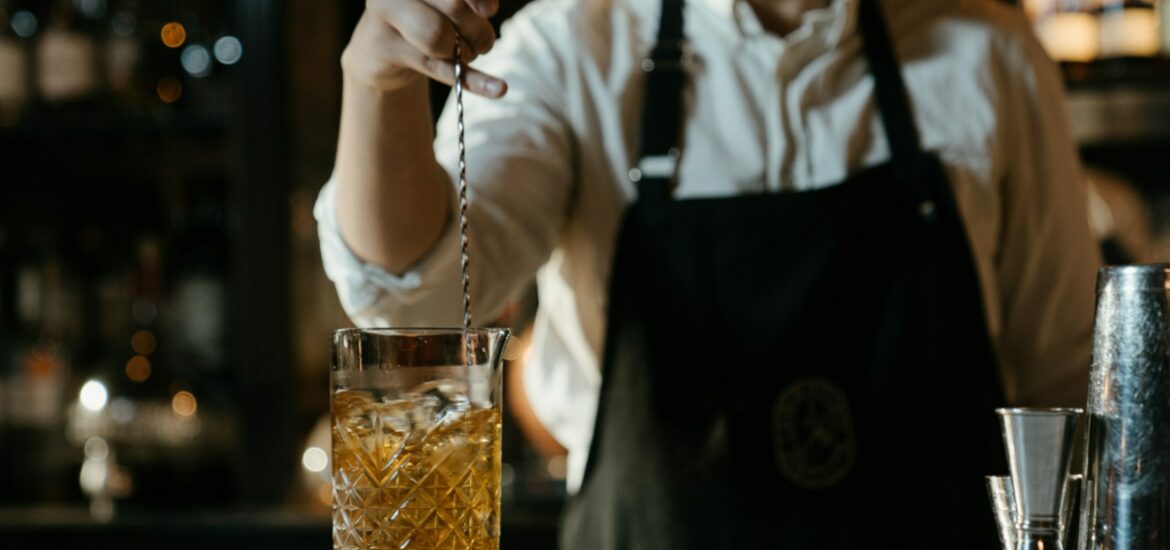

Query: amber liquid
[331,388,501,550]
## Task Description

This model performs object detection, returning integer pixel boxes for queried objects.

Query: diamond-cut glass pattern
[332,390,501,550]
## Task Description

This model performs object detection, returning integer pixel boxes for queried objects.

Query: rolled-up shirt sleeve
[315,177,463,327]
[315,8,575,328]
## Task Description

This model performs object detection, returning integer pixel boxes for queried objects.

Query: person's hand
[342,0,508,98]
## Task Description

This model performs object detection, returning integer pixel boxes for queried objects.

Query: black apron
[560,0,1007,548]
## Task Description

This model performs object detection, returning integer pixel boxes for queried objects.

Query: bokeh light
[156,77,182,103]
[80,380,109,412]
[79,460,107,494]
[171,390,197,417]
[213,36,243,65]
[181,45,212,77]
[301,447,328,473]
[76,0,108,19]
[11,10,36,38]
[125,355,151,382]
[111,11,135,37]
[160,22,186,48]
[110,397,135,424]
[84,436,110,461]
[500,462,515,487]
[131,330,156,355]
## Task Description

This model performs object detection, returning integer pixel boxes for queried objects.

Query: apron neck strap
[856,0,927,166]
[632,0,931,198]
[630,0,687,194]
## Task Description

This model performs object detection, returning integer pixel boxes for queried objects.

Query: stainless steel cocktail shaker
[1079,264,1170,550]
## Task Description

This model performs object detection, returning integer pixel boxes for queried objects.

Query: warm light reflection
[26,350,58,377]
[1035,13,1100,62]
[125,355,151,382]
[1099,8,1160,57]
[161,22,186,48]
[171,390,197,417]
[80,380,109,412]
[131,330,156,355]
[301,447,328,473]
[156,77,182,103]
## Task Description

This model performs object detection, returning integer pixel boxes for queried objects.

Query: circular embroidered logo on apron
[771,376,857,490]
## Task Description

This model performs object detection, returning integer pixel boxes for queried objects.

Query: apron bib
[561,1,1006,547]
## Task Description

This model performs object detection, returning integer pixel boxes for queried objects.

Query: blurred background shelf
[0,116,228,182]
[0,111,225,139]
[0,3,564,547]
[1068,83,1170,145]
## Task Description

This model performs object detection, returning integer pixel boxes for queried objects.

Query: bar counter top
[0,504,560,549]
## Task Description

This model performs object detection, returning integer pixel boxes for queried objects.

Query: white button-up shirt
[316,0,1101,492]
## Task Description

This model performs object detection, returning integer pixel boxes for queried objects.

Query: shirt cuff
[313,177,460,323]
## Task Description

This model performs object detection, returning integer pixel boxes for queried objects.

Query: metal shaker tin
[1080,264,1170,550]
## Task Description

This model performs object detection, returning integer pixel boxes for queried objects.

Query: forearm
[334,77,451,274]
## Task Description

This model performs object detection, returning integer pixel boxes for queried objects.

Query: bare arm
[334,0,508,274]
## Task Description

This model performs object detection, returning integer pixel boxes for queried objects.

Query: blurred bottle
[124,234,163,388]
[85,234,159,417]
[35,0,99,104]
[0,226,11,451]
[10,256,69,430]
[1099,0,1160,57]
[0,0,29,126]
[129,236,163,327]
[166,190,226,372]
[104,0,141,109]
[3,252,74,502]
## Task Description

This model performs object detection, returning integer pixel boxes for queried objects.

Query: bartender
[315,0,1101,547]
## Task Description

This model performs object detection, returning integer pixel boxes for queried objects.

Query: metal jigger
[997,408,1082,550]
[988,474,1083,550]
[987,475,1018,550]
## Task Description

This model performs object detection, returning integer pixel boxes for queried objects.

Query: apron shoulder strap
[633,0,940,207]
[857,0,925,165]
[631,0,687,199]
[857,0,945,215]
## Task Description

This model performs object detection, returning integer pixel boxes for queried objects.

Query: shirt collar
[625,0,861,54]
[725,0,859,48]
